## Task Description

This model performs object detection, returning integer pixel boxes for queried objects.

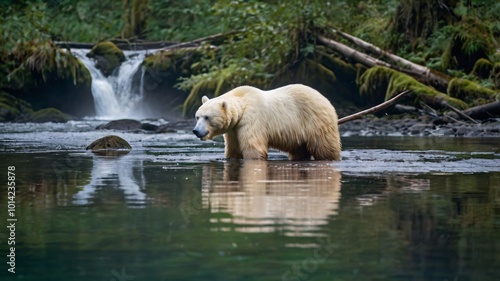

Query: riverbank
[339,115,500,137]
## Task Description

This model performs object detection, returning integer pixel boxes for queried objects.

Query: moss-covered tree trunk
[389,0,459,49]
[122,0,149,39]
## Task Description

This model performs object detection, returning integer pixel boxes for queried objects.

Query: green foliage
[440,20,493,72]
[9,40,91,88]
[176,0,336,113]
[147,0,221,41]
[386,0,499,78]
[43,0,123,42]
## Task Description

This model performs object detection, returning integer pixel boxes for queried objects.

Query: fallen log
[330,29,450,91]
[338,90,413,124]
[452,101,500,121]
[162,30,242,50]
[56,40,180,50]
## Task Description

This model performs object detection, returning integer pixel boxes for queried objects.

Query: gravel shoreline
[339,116,500,137]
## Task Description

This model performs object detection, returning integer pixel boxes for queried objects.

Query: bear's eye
[204,116,209,121]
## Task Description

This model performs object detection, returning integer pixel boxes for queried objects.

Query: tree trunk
[122,0,149,39]
[317,35,400,71]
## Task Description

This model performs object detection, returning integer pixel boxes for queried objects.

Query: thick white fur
[193,84,341,160]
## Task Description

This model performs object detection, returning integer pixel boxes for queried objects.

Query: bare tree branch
[338,90,413,124]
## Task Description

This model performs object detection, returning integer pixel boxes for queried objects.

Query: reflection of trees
[73,154,146,206]
[388,174,500,280]
[201,161,341,236]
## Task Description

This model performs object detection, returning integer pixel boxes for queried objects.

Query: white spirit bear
[193,84,341,160]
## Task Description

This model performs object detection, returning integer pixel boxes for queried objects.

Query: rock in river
[86,135,132,156]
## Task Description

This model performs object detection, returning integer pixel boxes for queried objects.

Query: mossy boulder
[471,58,493,79]
[0,92,33,122]
[87,41,126,76]
[86,135,132,156]
[447,78,498,106]
[359,66,468,109]
[29,108,69,123]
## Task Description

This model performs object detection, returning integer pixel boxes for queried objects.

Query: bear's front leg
[224,132,243,159]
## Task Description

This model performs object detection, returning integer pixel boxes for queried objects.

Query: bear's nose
[193,129,204,138]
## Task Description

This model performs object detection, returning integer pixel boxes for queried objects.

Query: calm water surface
[0,121,499,281]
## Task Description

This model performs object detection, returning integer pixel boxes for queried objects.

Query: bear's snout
[193,128,208,139]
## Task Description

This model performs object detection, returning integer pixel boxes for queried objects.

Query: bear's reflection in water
[202,161,341,237]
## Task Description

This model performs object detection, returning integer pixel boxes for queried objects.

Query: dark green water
[0,122,499,281]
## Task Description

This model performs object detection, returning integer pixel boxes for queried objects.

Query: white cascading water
[72,49,154,119]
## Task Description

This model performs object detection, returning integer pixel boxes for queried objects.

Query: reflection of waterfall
[73,155,146,207]
[202,161,342,237]
[72,49,153,119]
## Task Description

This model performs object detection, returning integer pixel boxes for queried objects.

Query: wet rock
[86,135,131,156]
[29,108,69,123]
[434,126,456,136]
[140,122,159,131]
[156,124,175,133]
[409,123,434,135]
[97,119,142,130]
[455,126,468,136]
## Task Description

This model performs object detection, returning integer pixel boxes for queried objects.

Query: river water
[0,121,499,281]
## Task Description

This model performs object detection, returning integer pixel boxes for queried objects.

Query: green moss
[75,59,92,87]
[493,63,500,89]
[87,41,126,76]
[0,92,33,122]
[9,40,93,87]
[471,58,493,79]
[359,66,468,109]
[447,78,497,105]
[29,108,69,123]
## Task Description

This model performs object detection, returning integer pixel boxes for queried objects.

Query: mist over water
[73,49,154,120]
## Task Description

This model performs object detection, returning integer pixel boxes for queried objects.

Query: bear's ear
[220,101,227,111]
[201,96,209,104]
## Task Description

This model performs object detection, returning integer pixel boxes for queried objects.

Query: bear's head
[193,96,230,140]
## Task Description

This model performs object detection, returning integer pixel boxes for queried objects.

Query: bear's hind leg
[288,144,312,161]
[242,148,268,160]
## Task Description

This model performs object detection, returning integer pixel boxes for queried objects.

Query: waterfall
[72,49,155,120]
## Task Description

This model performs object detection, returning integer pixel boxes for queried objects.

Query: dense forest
[0,0,499,121]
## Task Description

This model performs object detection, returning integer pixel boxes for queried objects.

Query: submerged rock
[29,108,69,123]
[86,135,131,156]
